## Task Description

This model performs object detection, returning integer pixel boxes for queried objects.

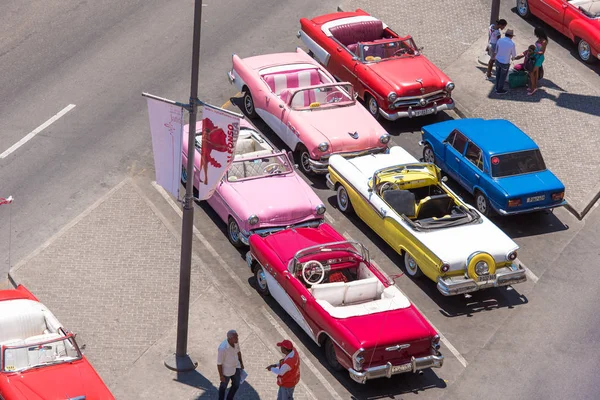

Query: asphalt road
[1,1,598,399]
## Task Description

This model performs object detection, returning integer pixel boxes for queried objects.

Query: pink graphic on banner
[199,118,229,185]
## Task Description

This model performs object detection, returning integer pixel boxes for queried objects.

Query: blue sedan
[420,118,566,216]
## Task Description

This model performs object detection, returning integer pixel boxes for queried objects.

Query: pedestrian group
[217,330,300,400]
[485,19,548,96]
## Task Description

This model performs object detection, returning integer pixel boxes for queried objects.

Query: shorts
[487,43,497,60]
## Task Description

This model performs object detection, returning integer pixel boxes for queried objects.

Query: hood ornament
[348,131,359,139]
[416,78,425,94]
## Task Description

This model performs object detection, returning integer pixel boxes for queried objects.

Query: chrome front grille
[393,90,448,108]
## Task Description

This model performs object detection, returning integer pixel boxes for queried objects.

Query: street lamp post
[164,0,203,372]
[490,0,501,24]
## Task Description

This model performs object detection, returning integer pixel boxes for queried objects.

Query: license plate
[527,195,545,203]
[413,107,435,117]
[391,364,412,373]
[478,274,496,282]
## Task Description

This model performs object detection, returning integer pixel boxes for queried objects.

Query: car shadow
[439,176,569,239]
[248,276,447,399]
[376,109,456,138]
[174,368,261,399]
[509,6,600,76]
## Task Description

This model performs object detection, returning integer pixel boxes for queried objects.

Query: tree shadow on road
[175,369,260,400]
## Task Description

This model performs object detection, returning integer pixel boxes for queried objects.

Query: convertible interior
[0,299,78,371]
[569,0,600,18]
[327,19,406,58]
[293,252,410,318]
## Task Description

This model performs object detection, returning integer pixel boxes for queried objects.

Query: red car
[517,0,600,63]
[246,223,443,383]
[298,9,455,121]
[0,285,114,399]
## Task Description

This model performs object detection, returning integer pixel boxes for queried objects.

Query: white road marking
[519,259,539,283]
[0,104,76,159]
[151,181,252,296]
[261,307,343,400]
[340,231,467,367]
[323,212,335,224]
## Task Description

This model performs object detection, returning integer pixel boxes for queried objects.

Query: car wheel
[295,144,314,176]
[336,185,354,214]
[242,89,258,119]
[423,144,436,164]
[324,338,344,371]
[227,217,244,248]
[404,251,424,278]
[366,94,381,121]
[516,0,531,18]
[475,191,492,217]
[254,265,270,296]
[577,39,597,64]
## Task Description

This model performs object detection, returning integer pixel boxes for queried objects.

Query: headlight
[247,214,259,225]
[316,204,326,215]
[387,92,397,102]
[475,261,489,275]
[379,134,391,144]
[507,251,518,261]
[441,263,450,273]
[318,142,329,152]
[352,348,365,371]
[446,82,455,92]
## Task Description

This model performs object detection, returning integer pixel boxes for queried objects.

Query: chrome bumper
[497,199,567,215]
[349,354,444,384]
[379,100,454,121]
[310,147,388,174]
[437,262,527,296]
[325,174,335,190]
[242,220,323,244]
[227,70,235,84]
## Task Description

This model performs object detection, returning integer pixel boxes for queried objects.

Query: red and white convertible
[227,48,390,176]
[246,223,443,383]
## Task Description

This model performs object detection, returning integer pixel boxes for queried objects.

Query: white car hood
[344,147,419,177]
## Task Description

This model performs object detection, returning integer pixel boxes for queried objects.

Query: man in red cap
[266,339,300,400]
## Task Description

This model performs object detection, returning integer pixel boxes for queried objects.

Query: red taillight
[552,192,564,201]
[508,199,522,207]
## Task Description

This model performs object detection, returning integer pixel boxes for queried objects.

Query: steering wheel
[264,163,282,174]
[394,48,410,56]
[325,92,343,103]
[301,260,326,286]
[379,181,400,196]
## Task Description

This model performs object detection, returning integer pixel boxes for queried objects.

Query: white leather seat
[317,286,411,319]
[310,282,346,307]
[343,277,381,305]
[0,299,50,343]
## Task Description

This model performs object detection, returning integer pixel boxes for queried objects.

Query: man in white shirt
[217,330,244,400]
[494,29,517,94]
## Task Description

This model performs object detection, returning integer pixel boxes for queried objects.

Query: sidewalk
[341,0,600,218]
[7,177,318,399]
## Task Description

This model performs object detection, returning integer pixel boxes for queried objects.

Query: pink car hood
[367,57,449,97]
[227,174,322,228]
[298,105,387,153]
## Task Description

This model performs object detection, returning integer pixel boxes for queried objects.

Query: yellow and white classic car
[326,146,527,296]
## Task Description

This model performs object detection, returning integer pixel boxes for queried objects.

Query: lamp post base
[164,353,198,372]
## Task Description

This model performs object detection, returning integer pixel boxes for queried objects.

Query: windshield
[227,153,292,181]
[491,149,546,178]
[358,38,419,62]
[2,334,82,372]
[289,84,355,110]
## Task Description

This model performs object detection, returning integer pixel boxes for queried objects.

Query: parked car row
[177,8,568,384]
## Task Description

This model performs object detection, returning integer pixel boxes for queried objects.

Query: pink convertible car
[182,119,326,247]
[227,48,390,176]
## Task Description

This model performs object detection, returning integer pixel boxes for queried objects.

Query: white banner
[196,105,240,200]
[146,98,184,198]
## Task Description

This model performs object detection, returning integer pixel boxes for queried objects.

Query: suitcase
[508,71,528,88]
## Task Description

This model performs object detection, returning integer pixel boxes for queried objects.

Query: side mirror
[337,47,343,52]
[287,151,294,163]
[354,92,359,100]
[279,104,284,109]
[442,176,448,183]
[352,56,359,61]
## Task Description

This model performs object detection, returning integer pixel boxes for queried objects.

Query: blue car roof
[423,118,539,155]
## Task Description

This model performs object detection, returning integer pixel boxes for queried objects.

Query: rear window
[491,150,546,177]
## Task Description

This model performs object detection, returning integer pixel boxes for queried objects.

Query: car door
[459,141,484,194]
[280,97,303,152]
[330,44,360,87]
[537,0,567,31]
[285,271,322,341]
[444,129,468,182]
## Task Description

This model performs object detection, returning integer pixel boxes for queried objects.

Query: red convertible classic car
[246,223,443,383]
[0,285,114,399]
[517,0,600,63]
[298,9,455,120]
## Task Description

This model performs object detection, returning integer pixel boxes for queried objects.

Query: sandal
[527,88,538,96]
